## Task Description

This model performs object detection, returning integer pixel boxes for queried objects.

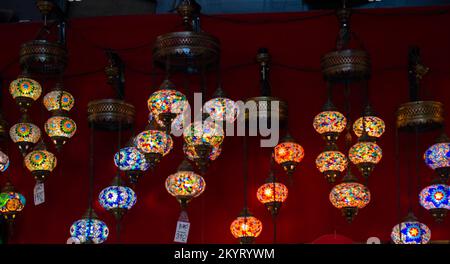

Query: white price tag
[174,220,190,243]
[34,182,45,205]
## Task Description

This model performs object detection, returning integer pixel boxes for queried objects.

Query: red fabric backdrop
[1,5,450,244]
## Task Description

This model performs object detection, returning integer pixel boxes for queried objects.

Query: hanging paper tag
[34,182,45,205]
[174,210,190,243]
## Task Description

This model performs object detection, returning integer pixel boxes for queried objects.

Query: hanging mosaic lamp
[135,124,173,176]
[9,115,41,156]
[0,182,26,221]
[315,145,348,184]
[391,212,431,244]
[148,79,188,132]
[183,116,224,174]
[273,133,304,176]
[313,101,347,146]
[256,173,288,216]
[230,208,263,244]
[348,138,382,179]
[419,181,450,222]
[353,106,385,141]
[165,160,205,208]
[183,143,222,173]
[203,86,239,123]
[43,88,75,114]
[424,133,450,182]
[24,141,57,182]
[99,175,137,220]
[9,76,42,112]
[69,207,109,244]
[0,150,10,172]
[44,115,77,151]
[114,145,149,184]
[329,171,371,223]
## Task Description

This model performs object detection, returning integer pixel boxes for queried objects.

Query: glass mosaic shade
[257,182,288,204]
[329,181,370,222]
[203,97,239,123]
[165,170,205,204]
[43,90,75,112]
[9,77,42,109]
[353,116,385,139]
[0,191,26,218]
[419,184,450,222]
[183,143,222,161]
[44,116,77,140]
[114,147,149,172]
[391,220,431,244]
[230,214,263,244]
[69,217,109,244]
[313,111,347,135]
[183,120,224,148]
[315,150,348,183]
[24,150,57,178]
[349,142,382,165]
[0,151,10,172]
[99,185,137,211]
[135,129,173,157]
[10,122,41,144]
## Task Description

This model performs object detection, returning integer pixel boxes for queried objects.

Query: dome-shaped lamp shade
[315,151,348,183]
[99,185,137,220]
[203,97,239,123]
[9,77,42,110]
[257,182,288,216]
[43,90,75,112]
[273,142,304,176]
[69,218,109,244]
[313,111,347,145]
[391,221,431,244]
[183,120,224,148]
[135,130,173,171]
[353,116,385,139]
[424,143,450,181]
[230,215,263,244]
[147,80,188,129]
[349,142,382,179]
[114,147,149,172]
[44,116,77,150]
[419,184,450,222]
[183,143,222,162]
[329,182,371,223]
[0,191,26,219]
[24,150,57,182]
[165,171,205,207]
[10,122,41,155]
[0,151,10,172]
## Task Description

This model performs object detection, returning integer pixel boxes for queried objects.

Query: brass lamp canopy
[152,0,220,73]
[87,99,135,131]
[321,8,371,82]
[19,39,68,76]
[396,101,444,132]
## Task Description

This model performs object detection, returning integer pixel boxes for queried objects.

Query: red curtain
[0,5,450,244]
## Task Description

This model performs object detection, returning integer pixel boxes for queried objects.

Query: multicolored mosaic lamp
[9,77,42,112]
[203,86,238,123]
[165,160,205,208]
[273,134,304,176]
[135,125,173,176]
[353,116,385,141]
[44,115,77,151]
[24,142,57,182]
[329,171,371,223]
[316,146,348,183]
[148,79,189,132]
[183,143,222,173]
[69,208,109,244]
[114,145,149,183]
[43,89,75,114]
[99,175,137,220]
[0,182,26,221]
[424,134,450,182]
[9,116,41,156]
[348,140,382,179]
[313,101,347,145]
[183,117,224,174]
[0,150,10,172]
[256,174,288,216]
[230,208,263,244]
[419,182,450,222]
[391,213,431,244]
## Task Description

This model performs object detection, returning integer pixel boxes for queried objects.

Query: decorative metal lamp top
[153,0,220,72]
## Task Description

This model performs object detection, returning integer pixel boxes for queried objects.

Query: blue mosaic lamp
[424,134,450,182]
[391,213,431,244]
[69,207,109,244]
[99,175,137,220]
[114,146,149,183]
[419,182,450,222]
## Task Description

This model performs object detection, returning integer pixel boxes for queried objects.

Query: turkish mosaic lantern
[0,182,26,221]
[114,146,149,183]
[9,77,42,112]
[313,102,347,146]
[256,176,288,216]
[0,150,10,172]
[273,134,304,176]
[230,208,263,244]
[391,213,431,244]
[424,134,450,182]
[99,175,137,220]
[69,208,109,244]
[419,183,450,222]
[348,140,382,179]
[44,115,77,151]
[24,146,57,182]
[315,147,348,183]
[10,118,41,156]
[203,86,239,123]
